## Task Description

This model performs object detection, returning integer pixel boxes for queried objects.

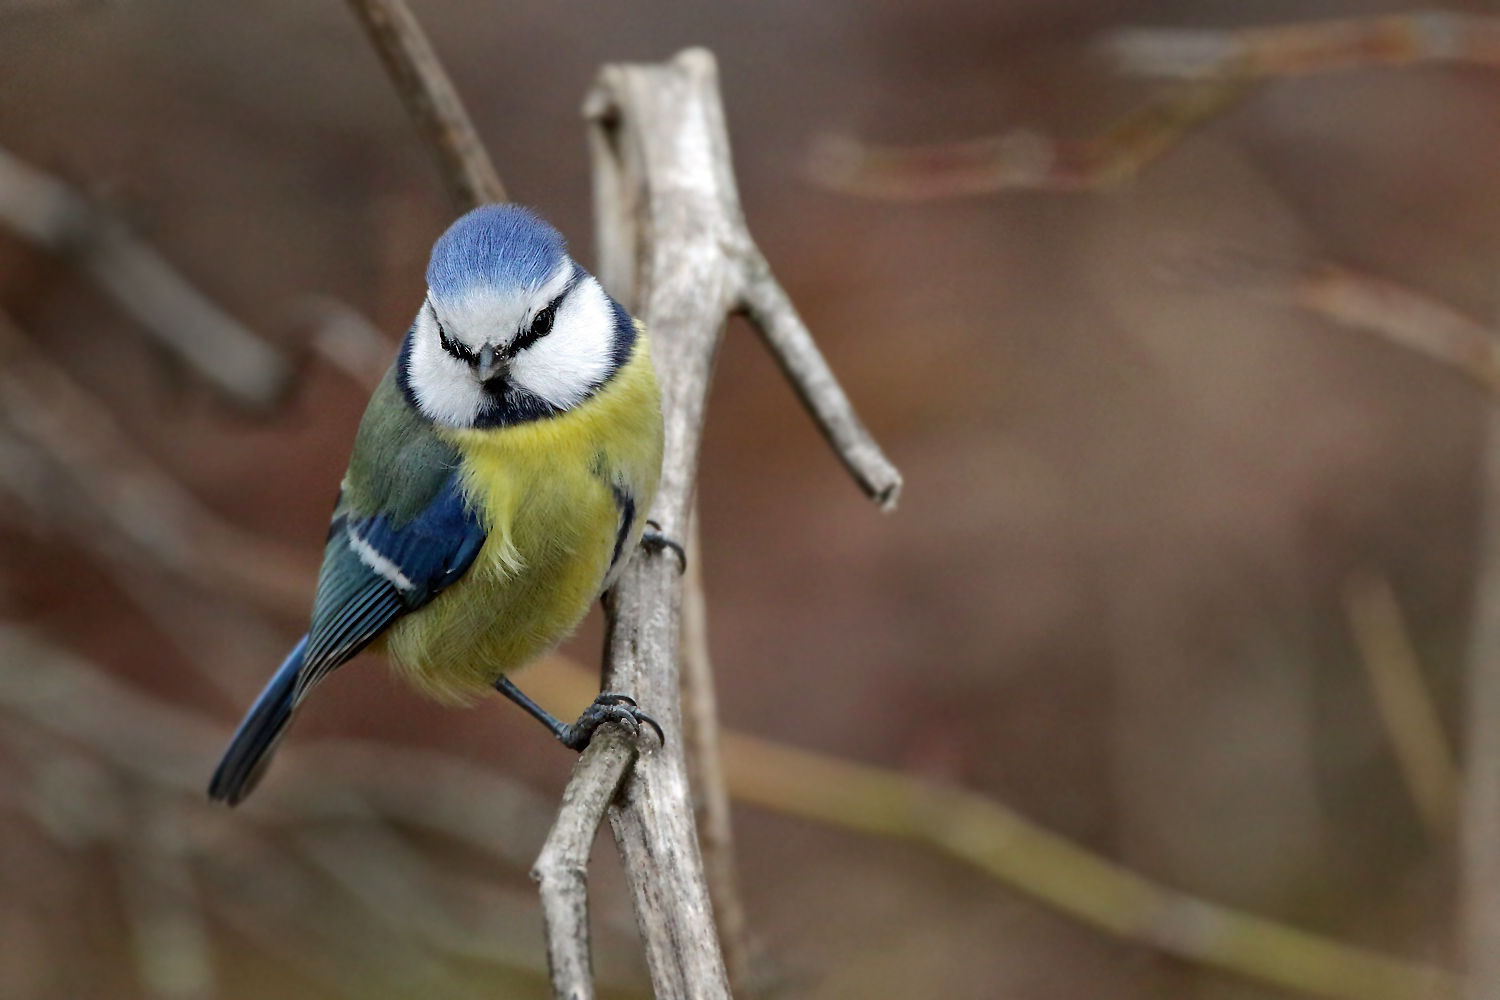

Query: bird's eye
[510,298,559,356]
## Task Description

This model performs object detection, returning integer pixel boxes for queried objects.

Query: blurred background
[0,1,1494,998]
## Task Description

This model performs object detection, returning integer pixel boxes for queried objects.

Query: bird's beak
[476,344,506,384]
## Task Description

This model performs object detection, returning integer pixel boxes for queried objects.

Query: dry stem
[1109,12,1500,80]
[0,146,289,405]
[1342,571,1460,843]
[0,308,315,615]
[809,77,1255,199]
[679,513,758,993]
[345,0,507,211]
[586,48,899,998]
[1176,249,1500,397]
[1462,384,1500,1000]
[531,726,638,1000]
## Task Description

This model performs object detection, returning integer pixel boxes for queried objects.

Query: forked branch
[585,48,900,998]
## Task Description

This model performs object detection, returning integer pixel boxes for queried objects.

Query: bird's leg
[640,519,687,573]
[493,675,664,750]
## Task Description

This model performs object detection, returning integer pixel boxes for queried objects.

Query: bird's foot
[555,692,665,751]
[641,520,686,574]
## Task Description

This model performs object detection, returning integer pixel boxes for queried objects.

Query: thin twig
[1342,571,1461,843]
[531,725,638,1000]
[1462,404,1500,1000]
[0,309,316,616]
[739,258,903,506]
[1173,249,1500,397]
[0,145,290,405]
[296,295,401,391]
[722,729,1455,1000]
[114,790,218,1000]
[344,0,507,211]
[1109,12,1500,80]
[679,513,759,994]
[808,77,1256,200]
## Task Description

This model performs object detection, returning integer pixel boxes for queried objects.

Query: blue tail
[208,635,308,806]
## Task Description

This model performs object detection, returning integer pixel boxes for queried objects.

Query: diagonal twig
[344,0,507,211]
[1108,12,1500,80]
[1172,248,1500,397]
[1342,570,1461,843]
[0,308,316,616]
[0,145,290,405]
[809,76,1256,199]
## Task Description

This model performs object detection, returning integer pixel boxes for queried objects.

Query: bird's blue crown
[426,204,568,299]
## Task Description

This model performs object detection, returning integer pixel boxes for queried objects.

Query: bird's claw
[640,521,687,574]
[557,692,665,751]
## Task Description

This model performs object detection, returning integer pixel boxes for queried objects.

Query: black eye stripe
[432,306,476,365]
[510,275,580,356]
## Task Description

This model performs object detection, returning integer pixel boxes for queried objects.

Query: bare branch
[808,77,1255,199]
[721,728,1457,1000]
[1463,413,1500,1000]
[532,725,638,1000]
[0,146,290,405]
[0,309,316,616]
[739,260,902,507]
[1109,12,1500,80]
[345,0,507,211]
[1173,249,1500,396]
[296,295,400,391]
[679,514,759,994]
[587,47,899,997]
[1342,571,1460,843]
[115,791,218,1000]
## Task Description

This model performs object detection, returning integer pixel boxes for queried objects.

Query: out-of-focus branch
[0,626,631,996]
[808,77,1255,199]
[0,146,290,406]
[115,791,218,1000]
[816,13,1500,202]
[679,513,760,994]
[739,259,903,505]
[1462,408,1500,999]
[586,48,901,998]
[296,295,400,391]
[531,726,637,1000]
[1108,12,1500,80]
[344,0,507,211]
[523,654,1457,1000]
[1342,571,1461,843]
[723,731,1456,1000]
[0,309,316,616]
[1174,249,1500,396]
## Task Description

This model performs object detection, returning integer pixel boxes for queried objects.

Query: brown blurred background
[1,1,1495,998]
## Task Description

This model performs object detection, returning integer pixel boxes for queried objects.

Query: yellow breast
[382,336,663,703]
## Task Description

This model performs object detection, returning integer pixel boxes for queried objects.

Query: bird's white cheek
[407,319,485,427]
[508,279,615,409]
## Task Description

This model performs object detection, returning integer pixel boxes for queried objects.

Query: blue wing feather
[209,470,485,804]
[295,470,486,695]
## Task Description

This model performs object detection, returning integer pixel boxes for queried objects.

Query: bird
[209,203,669,806]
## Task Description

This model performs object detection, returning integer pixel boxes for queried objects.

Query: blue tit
[209,204,667,806]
